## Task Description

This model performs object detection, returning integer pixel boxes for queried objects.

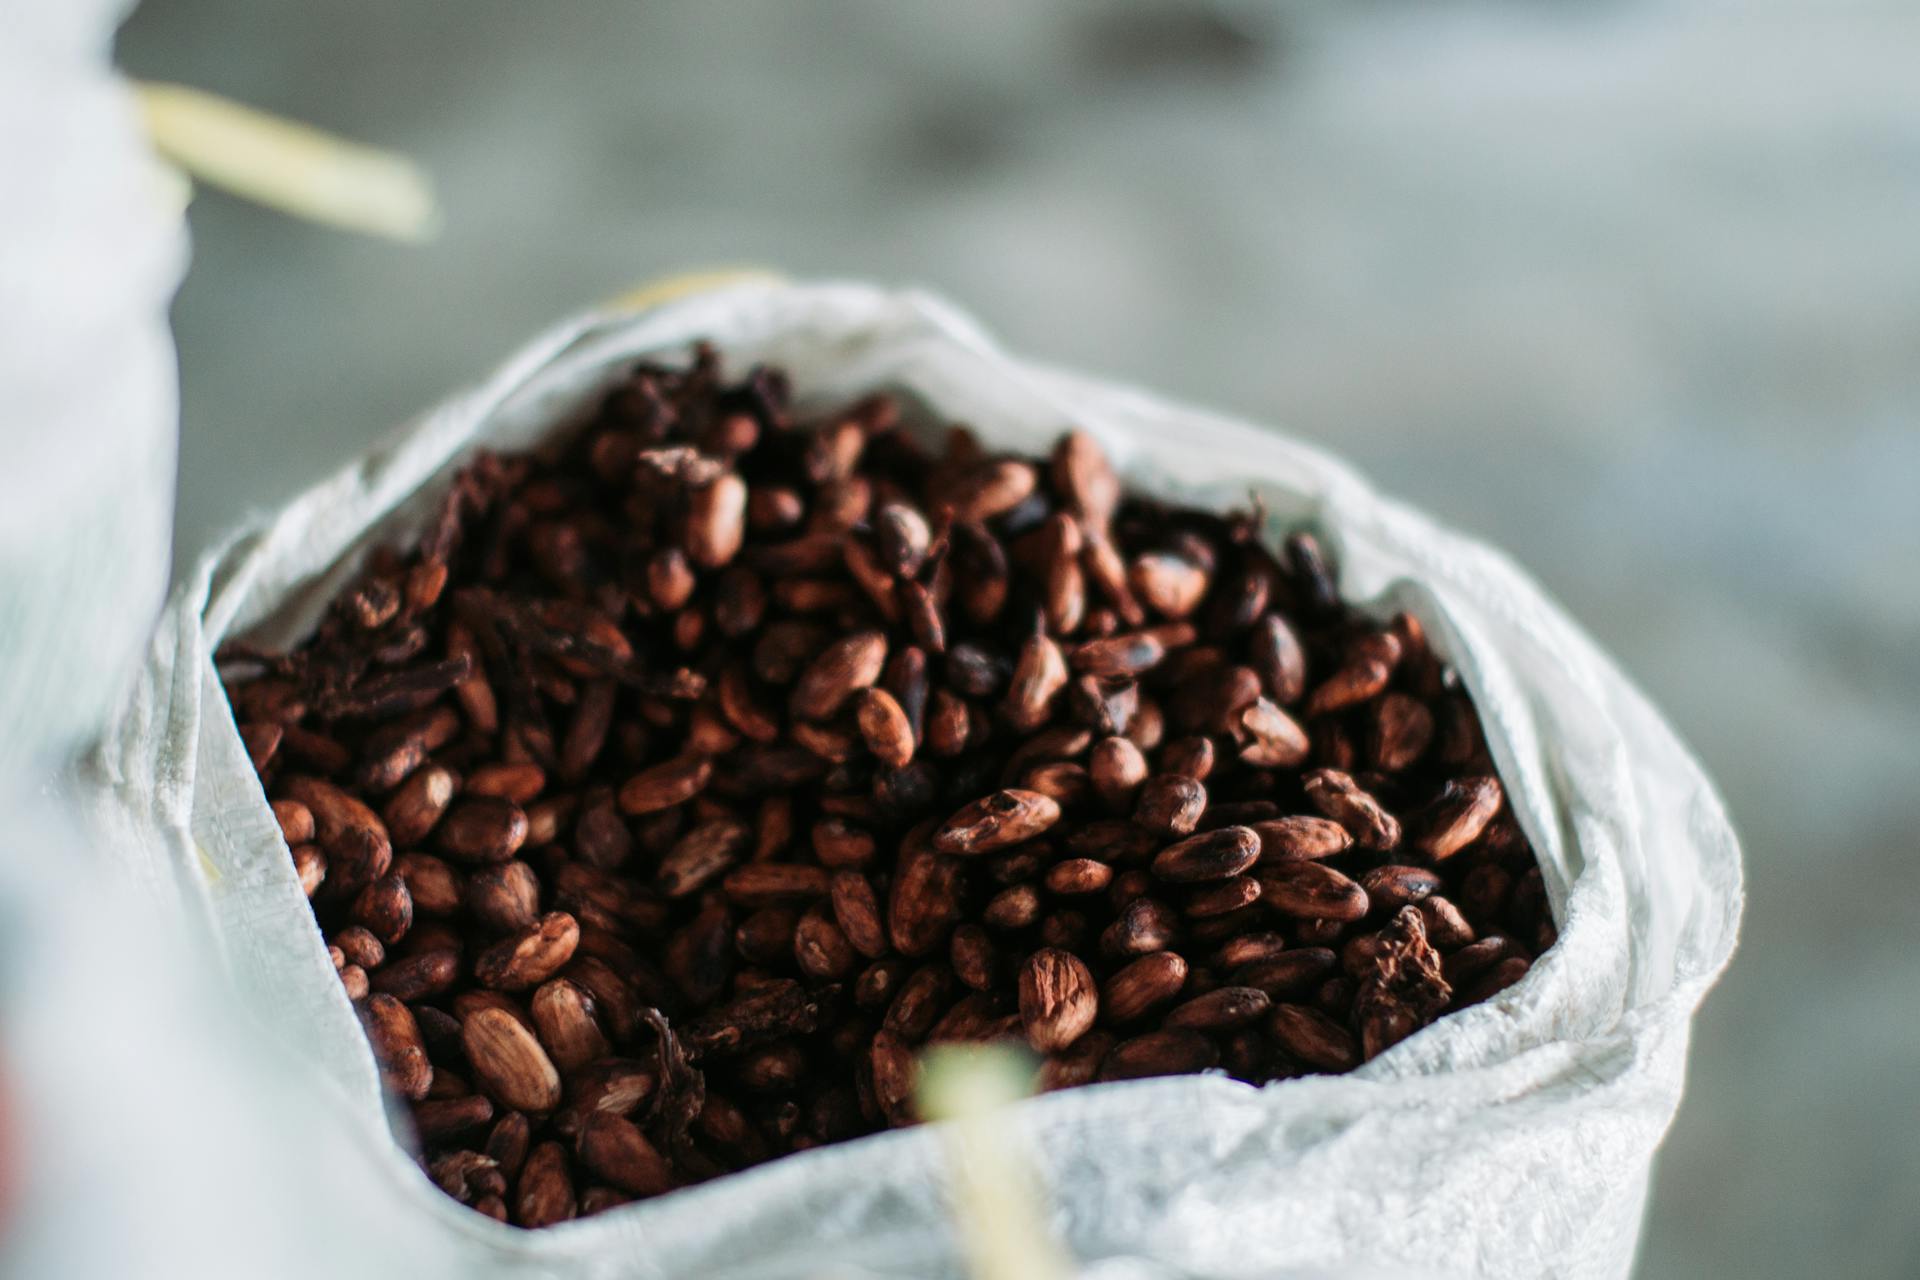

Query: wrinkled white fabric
[86,281,1742,1280]
[0,777,477,1280]
[0,16,462,1277]
[0,0,184,772]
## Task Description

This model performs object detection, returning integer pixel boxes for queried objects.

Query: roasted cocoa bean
[223,346,1544,1224]
[1018,948,1098,1053]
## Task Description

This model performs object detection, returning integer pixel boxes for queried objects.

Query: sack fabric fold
[84,280,1742,1280]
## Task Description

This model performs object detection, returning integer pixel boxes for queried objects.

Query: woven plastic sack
[0,0,183,774]
[85,280,1742,1279]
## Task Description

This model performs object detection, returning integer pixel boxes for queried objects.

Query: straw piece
[136,81,439,242]
[606,268,788,313]
[918,1044,1070,1280]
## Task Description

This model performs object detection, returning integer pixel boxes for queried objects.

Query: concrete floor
[119,2,1920,1276]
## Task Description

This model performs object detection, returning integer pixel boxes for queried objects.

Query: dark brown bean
[1101,952,1188,1024]
[931,789,1062,855]
[1232,947,1338,997]
[617,754,713,815]
[1417,777,1505,861]
[1360,865,1445,912]
[1268,1003,1360,1072]
[1099,1029,1217,1081]
[1101,897,1180,958]
[222,348,1542,1224]
[791,630,888,721]
[1164,986,1271,1032]
[437,798,530,865]
[1019,949,1098,1053]
[1249,816,1352,863]
[1133,774,1206,837]
[1302,769,1401,851]
[1151,826,1259,884]
[468,861,543,934]
[475,913,581,992]
[1044,857,1114,896]
[1259,863,1370,922]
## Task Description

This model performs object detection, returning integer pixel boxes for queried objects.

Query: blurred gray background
[119,2,1920,1276]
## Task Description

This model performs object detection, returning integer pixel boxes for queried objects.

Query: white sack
[0,0,184,772]
[84,280,1743,1279]
[0,776,482,1280]
[0,10,470,1277]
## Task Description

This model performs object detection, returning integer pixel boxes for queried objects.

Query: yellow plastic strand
[605,267,787,313]
[136,81,439,242]
[918,1045,1071,1280]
